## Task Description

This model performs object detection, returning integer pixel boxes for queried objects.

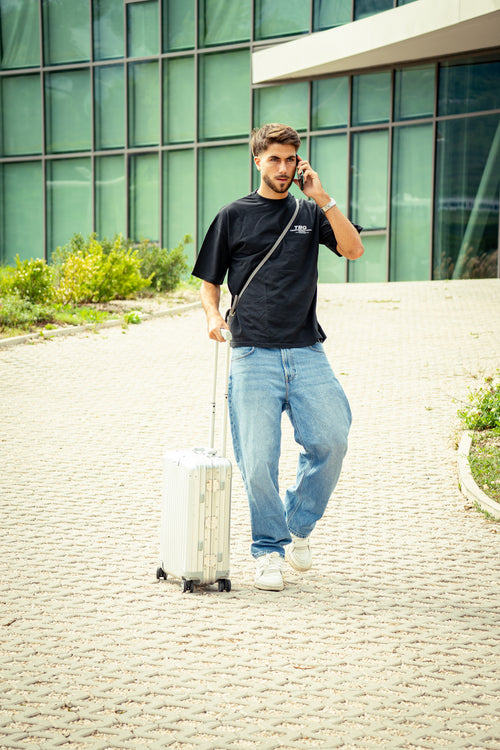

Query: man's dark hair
[251,123,301,157]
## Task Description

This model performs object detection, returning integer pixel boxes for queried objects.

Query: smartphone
[296,156,304,190]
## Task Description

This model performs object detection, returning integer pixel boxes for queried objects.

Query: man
[192,123,363,591]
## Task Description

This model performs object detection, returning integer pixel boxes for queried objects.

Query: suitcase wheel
[182,579,194,593]
[218,579,231,592]
[156,567,167,581]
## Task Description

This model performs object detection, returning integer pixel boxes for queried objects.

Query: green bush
[12,256,55,303]
[56,234,150,303]
[0,265,15,297]
[134,235,191,292]
[0,295,56,329]
[458,372,500,430]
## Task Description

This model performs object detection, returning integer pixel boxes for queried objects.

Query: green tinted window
[0,0,40,69]
[163,57,195,144]
[46,158,92,254]
[128,61,160,147]
[434,114,500,280]
[253,82,309,132]
[162,0,195,51]
[311,134,348,283]
[354,0,392,21]
[199,50,250,141]
[313,0,351,30]
[93,0,124,61]
[0,162,43,263]
[311,77,348,130]
[95,156,126,238]
[254,0,309,40]
[352,72,391,125]
[439,61,500,116]
[95,65,125,150]
[395,66,434,121]
[390,124,433,281]
[163,150,195,261]
[45,70,91,154]
[198,145,249,240]
[127,1,159,58]
[199,0,251,47]
[0,75,42,156]
[129,154,160,242]
[351,130,389,229]
[42,0,90,65]
[348,233,387,282]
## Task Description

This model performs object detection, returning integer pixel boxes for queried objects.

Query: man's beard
[262,173,293,195]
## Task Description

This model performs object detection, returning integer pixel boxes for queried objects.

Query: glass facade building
[0,0,499,281]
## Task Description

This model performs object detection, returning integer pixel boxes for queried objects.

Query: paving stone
[0,280,499,749]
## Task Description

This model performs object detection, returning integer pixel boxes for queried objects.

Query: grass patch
[458,372,500,510]
[469,428,500,505]
[0,298,118,339]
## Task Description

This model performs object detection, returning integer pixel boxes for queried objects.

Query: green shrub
[56,234,150,303]
[11,256,55,303]
[135,235,191,292]
[0,265,15,297]
[458,372,500,430]
[0,295,56,330]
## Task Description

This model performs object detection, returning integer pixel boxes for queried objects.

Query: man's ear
[254,155,261,171]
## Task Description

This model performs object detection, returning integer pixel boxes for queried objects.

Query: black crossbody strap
[227,198,300,321]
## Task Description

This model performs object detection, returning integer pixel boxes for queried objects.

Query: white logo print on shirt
[290,225,312,235]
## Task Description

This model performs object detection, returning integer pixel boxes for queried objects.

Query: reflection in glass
[351,130,389,229]
[0,75,42,156]
[129,154,159,242]
[0,162,43,263]
[434,115,500,280]
[95,156,126,238]
[390,125,433,281]
[46,158,92,253]
[128,61,160,148]
[198,0,251,46]
[45,70,91,154]
[198,50,250,140]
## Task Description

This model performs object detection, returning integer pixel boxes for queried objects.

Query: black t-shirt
[192,191,344,348]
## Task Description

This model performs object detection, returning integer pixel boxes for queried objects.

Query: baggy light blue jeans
[228,343,352,558]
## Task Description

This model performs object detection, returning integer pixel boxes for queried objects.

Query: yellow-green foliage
[56,235,150,304]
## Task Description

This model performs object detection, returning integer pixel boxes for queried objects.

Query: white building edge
[252,0,500,84]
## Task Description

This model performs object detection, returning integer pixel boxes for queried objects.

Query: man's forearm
[312,190,364,260]
[200,280,229,341]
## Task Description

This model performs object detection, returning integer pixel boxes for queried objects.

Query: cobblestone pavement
[1,279,499,750]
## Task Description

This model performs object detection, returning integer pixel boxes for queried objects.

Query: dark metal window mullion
[89,0,96,235]
[124,1,130,239]
[193,0,200,253]
[38,0,48,260]
[158,0,163,246]
[386,69,395,281]
[429,62,439,279]
[248,0,256,192]
[346,74,353,282]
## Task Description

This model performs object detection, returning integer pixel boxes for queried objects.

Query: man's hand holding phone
[294,156,328,204]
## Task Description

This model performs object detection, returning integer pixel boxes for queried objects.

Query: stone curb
[457,432,500,520]
[0,301,201,349]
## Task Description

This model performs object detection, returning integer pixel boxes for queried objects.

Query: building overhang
[252,0,500,84]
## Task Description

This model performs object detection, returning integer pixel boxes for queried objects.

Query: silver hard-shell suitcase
[156,333,232,592]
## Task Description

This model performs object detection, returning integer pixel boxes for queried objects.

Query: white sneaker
[254,552,284,591]
[285,534,312,571]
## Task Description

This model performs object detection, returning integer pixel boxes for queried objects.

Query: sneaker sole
[285,548,312,572]
[254,579,284,591]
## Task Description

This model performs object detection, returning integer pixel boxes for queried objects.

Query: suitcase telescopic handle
[209,329,232,457]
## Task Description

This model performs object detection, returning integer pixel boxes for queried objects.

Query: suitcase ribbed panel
[159,448,231,585]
